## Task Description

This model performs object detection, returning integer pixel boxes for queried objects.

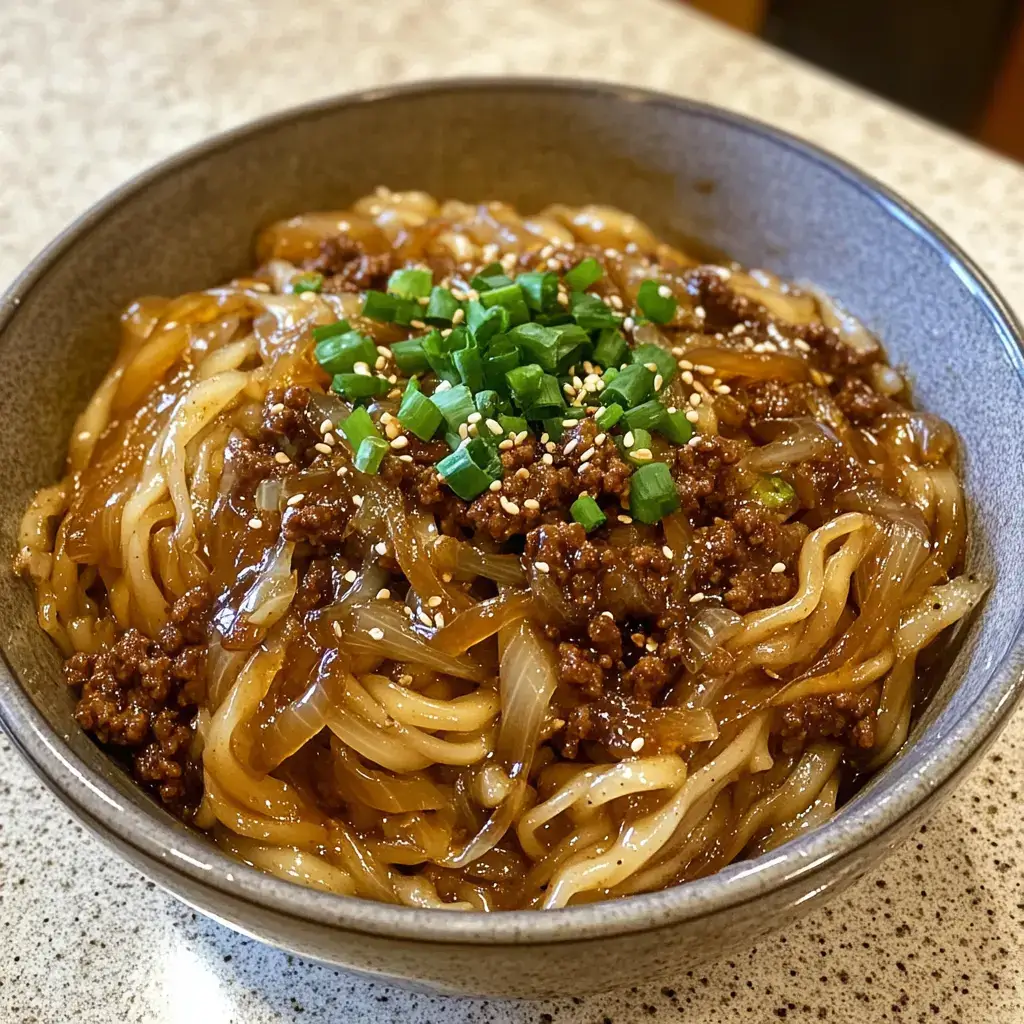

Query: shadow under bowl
[1,78,1023,998]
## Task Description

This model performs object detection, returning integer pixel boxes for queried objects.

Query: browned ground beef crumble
[64,239,901,804]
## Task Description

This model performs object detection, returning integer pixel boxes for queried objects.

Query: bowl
[1,79,1023,999]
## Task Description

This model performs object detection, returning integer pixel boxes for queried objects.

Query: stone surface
[2,1,1024,1021]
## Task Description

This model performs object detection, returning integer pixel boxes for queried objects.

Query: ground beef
[834,375,893,426]
[777,687,880,755]
[65,585,211,806]
[743,380,817,421]
[557,643,605,697]
[668,434,745,515]
[304,234,394,293]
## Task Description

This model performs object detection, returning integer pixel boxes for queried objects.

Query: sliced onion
[255,479,282,512]
[802,282,879,354]
[430,535,526,586]
[684,607,744,671]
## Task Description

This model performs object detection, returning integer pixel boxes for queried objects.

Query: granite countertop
[3,1,1024,1021]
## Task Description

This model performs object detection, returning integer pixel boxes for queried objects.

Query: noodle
[16,189,984,911]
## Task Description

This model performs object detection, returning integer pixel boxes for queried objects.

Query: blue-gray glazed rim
[1,77,1023,952]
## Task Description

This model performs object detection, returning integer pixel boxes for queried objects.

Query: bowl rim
[2,75,1023,946]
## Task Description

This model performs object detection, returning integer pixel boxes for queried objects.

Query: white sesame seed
[384,422,400,440]
[579,446,595,463]
[352,494,363,506]
[451,307,465,325]
[539,245,554,259]
[687,436,701,447]
[717,384,732,395]
[424,595,443,610]
[631,448,653,461]
[376,588,391,600]
[374,541,388,556]
[488,479,502,492]
[771,562,787,574]
[535,560,550,574]
[374,356,387,371]
[630,736,646,752]
[417,608,434,628]
[398,454,413,463]
[286,493,305,507]
[76,430,92,442]
[352,361,371,376]
[467,411,482,424]
[681,370,694,385]
[657,284,672,299]
[541,452,554,465]
[686,409,700,423]
[248,517,263,529]
[654,374,664,392]
[498,439,514,450]
[795,338,812,352]
[337,466,348,477]
[689,592,705,603]
[485,418,503,436]
[618,514,633,524]
[343,569,358,583]
[319,419,334,435]
[594,432,606,446]
[545,441,557,453]
[623,316,635,331]
[609,294,623,309]
[515,430,529,445]
[524,498,540,510]
[563,438,579,455]
[458,423,469,440]
[390,436,409,449]
[433,612,446,628]
[516,467,530,480]
[434,379,453,393]
[562,419,576,428]
[689,393,702,407]
[408,319,425,330]
[270,402,285,414]
[500,496,520,515]
[563,383,576,396]
[623,430,635,447]
[644,362,658,373]
[314,442,332,455]
[662,545,674,559]
[368,627,385,641]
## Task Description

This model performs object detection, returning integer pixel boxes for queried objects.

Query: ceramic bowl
[1,79,1022,999]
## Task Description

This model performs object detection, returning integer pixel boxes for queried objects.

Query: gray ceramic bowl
[1,79,1023,999]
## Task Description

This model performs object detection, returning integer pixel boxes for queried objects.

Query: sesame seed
[467,411,482,424]
[515,430,529,445]
[515,467,530,480]
[541,452,554,465]
[654,373,664,392]
[563,438,579,455]
[662,545,674,559]
[657,284,672,299]
[427,595,443,609]
[539,245,554,259]
[248,517,263,529]
[623,430,635,447]
[562,419,576,428]
[563,383,576,396]
[374,356,387,371]
[535,560,550,573]
[434,379,452,393]
[319,419,334,434]
[368,627,385,641]
[594,432,606,446]
[270,402,285,414]
[286,493,305,506]
[609,294,623,309]
[458,423,469,440]
[622,316,635,331]
[375,588,391,601]
[485,418,503,436]
[545,441,557,453]
[434,611,445,628]
[689,393,702,407]
[687,436,701,447]
[794,338,812,352]
[353,361,371,376]
[375,346,390,359]
[579,446,595,463]
[695,305,706,318]
[631,448,653,461]
[451,307,465,325]
[644,361,658,373]
[337,466,348,477]
[499,496,520,515]
[717,384,732,395]
[384,422,400,439]
[696,364,715,376]
[390,436,409,449]
[685,409,700,423]
[689,592,705,603]
[441,572,453,583]
[618,514,633,524]
[408,319,426,330]
[398,454,413,463]
[417,608,433,628]
[352,494,363,507]
[681,370,694,385]
[374,541,388,556]
[498,439,514,450]
[630,736,646,752]
[489,479,502,492]
[343,569,358,583]
[331,620,343,639]
[314,442,332,455]
[771,562,787,574]
[524,498,540,510]
[466,289,480,301]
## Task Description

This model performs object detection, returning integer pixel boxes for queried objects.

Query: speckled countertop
[2,1,1024,1021]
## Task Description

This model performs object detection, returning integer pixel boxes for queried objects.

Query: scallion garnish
[660,409,694,445]
[470,262,513,292]
[632,343,677,383]
[591,327,629,370]
[339,406,380,452]
[292,271,323,294]
[397,378,443,441]
[390,337,430,374]
[354,435,389,474]
[623,400,669,434]
[751,474,796,510]
[314,329,377,376]
[601,363,655,408]
[422,329,461,384]
[570,494,606,531]
[499,414,529,436]
[521,373,565,419]
[570,292,619,332]
[564,257,603,292]
[506,363,544,409]
[479,283,530,327]
[474,390,502,419]
[482,344,521,395]
[387,267,433,299]
[636,280,677,324]
[362,290,419,326]
[437,437,503,500]
[453,341,486,392]
[620,427,653,465]
[518,271,558,312]
[467,299,510,344]
[311,319,351,343]
[630,461,680,524]
[429,383,476,432]
[595,402,624,430]
[331,373,390,401]
[424,286,462,325]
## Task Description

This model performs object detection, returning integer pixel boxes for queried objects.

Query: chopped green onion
[623,400,669,434]
[533,310,576,327]
[518,271,558,312]
[362,290,418,325]
[620,427,653,465]
[564,257,603,292]
[474,390,502,419]
[430,383,476,432]
[314,329,377,376]
[499,414,529,436]
[339,406,380,452]
[602,366,619,384]
[592,327,629,370]
[453,342,486,392]
[437,437,503,500]
[506,363,544,409]
[595,402,624,430]
[636,280,677,324]
[390,337,430,374]
[483,344,521,395]
[632,343,677,383]
[421,329,461,384]
[331,373,390,401]
[521,373,565,419]
[507,323,560,373]
[292,271,323,294]
[601,363,655,408]
[570,292,619,332]
[387,267,433,299]
[424,286,462,325]
[751,474,796,510]
[354,435,388,474]
[470,262,513,292]
[659,409,694,446]
[542,416,566,441]
[467,299,510,344]
[312,319,351,344]
[397,379,443,441]
[630,461,680,524]
[480,283,530,327]
[551,324,592,372]
[570,494,606,531]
